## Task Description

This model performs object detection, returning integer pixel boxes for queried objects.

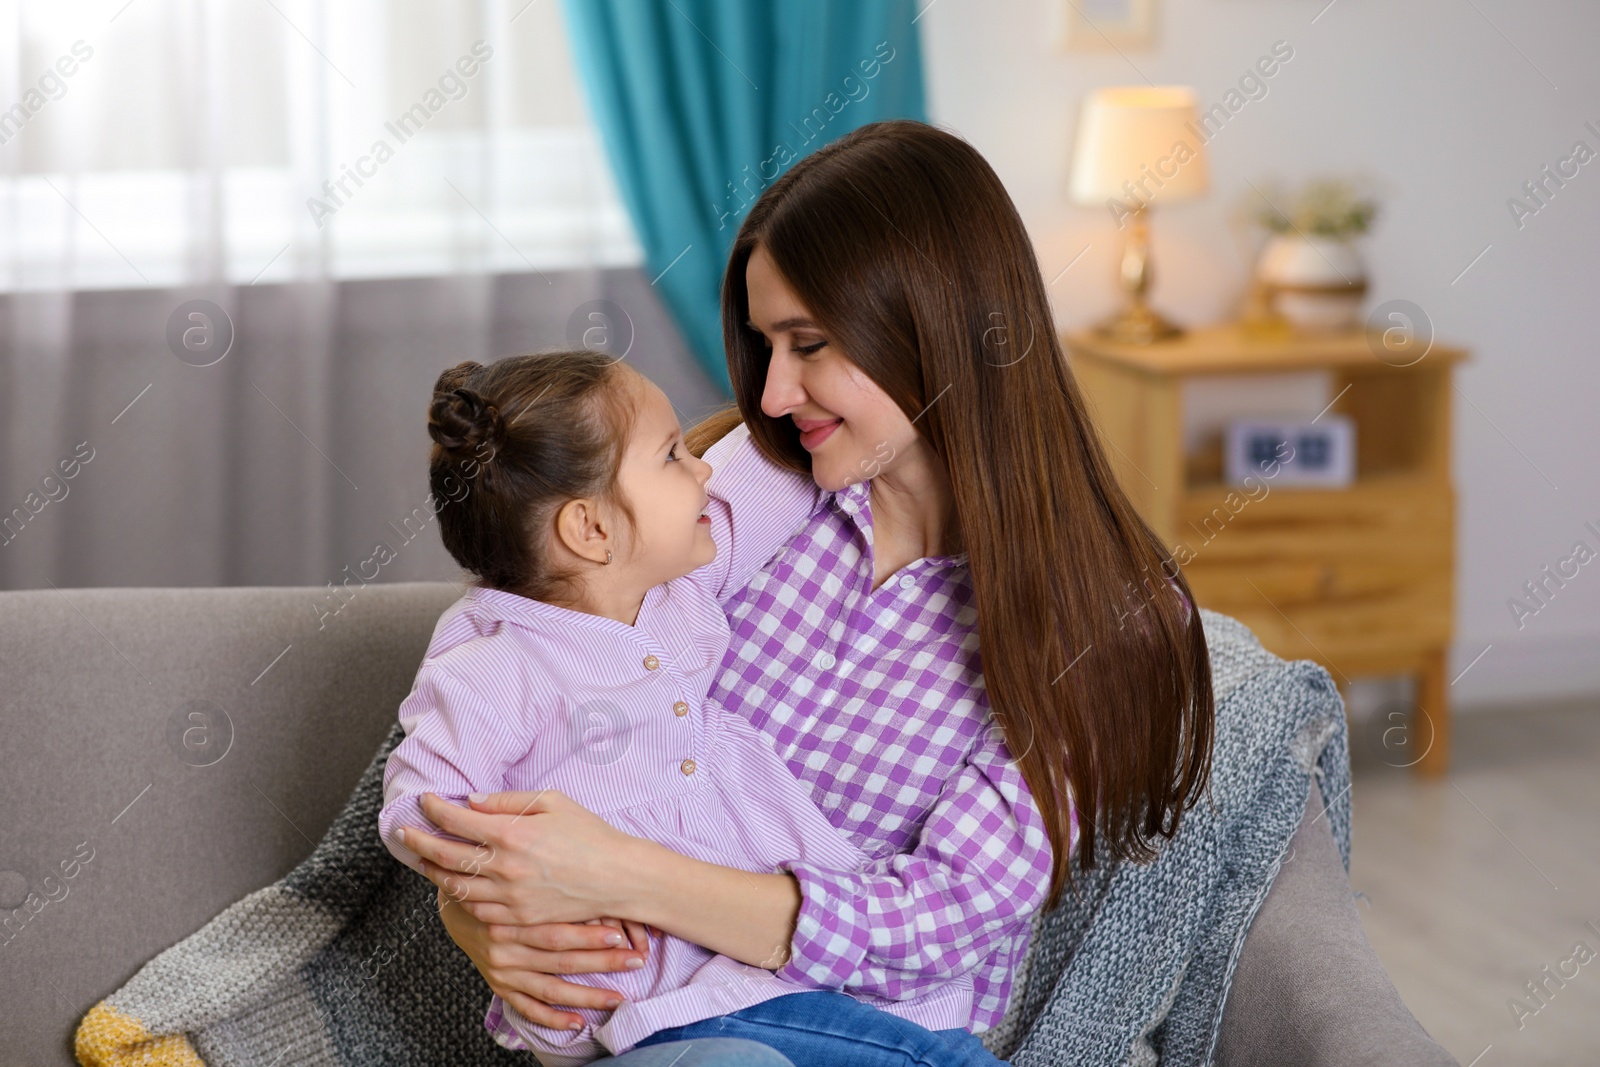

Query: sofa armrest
[1215,779,1458,1066]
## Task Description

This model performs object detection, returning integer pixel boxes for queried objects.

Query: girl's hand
[406,789,640,926]
[437,887,654,1031]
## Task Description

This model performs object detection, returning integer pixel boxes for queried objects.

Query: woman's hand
[409,783,800,979]
[403,789,642,927]
[437,887,654,1031]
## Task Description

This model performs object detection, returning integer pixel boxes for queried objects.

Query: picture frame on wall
[1053,0,1159,53]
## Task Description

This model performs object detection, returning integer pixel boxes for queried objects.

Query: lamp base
[1092,302,1183,345]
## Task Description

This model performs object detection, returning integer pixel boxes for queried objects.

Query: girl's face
[611,371,716,587]
[745,244,922,493]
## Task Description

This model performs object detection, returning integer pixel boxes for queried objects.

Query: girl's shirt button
[897,574,916,590]
[680,759,696,776]
[643,654,660,671]
[673,701,689,716]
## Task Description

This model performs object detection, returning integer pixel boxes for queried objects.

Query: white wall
[922,0,1600,711]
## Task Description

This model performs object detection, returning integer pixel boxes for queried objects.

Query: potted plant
[1240,177,1381,332]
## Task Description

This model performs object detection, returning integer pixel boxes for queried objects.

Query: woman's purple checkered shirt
[711,435,1069,1032]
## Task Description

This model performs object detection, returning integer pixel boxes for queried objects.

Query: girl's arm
[379,667,530,875]
[696,421,824,603]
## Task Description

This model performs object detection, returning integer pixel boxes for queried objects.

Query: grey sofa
[0,583,1455,1066]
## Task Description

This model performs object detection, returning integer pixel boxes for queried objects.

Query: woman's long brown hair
[704,119,1214,909]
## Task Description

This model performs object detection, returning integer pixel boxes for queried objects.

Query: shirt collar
[464,582,663,638]
[824,477,872,520]
[822,478,969,569]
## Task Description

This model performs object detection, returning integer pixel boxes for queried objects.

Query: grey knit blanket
[74,608,1349,1067]
[987,609,1352,1065]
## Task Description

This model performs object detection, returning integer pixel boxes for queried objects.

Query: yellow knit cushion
[74,1002,206,1067]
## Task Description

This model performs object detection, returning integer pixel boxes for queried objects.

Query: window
[1,0,641,292]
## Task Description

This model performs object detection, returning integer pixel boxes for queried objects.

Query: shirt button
[680,758,696,776]
[898,574,915,590]
[643,654,659,671]
[673,701,689,717]
[817,652,837,671]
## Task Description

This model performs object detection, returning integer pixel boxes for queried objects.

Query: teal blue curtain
[561,0,929,395]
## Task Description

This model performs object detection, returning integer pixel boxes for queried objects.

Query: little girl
[378,351,1007,1067]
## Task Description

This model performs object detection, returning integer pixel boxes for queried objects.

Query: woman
[401,119,1214,1065]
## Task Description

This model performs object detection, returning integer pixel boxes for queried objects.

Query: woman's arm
[409,790,804,969]
[434,889,656,1031]
[617,836,804,969]
[412,719,1054,1010]
[770,724,1058,1002]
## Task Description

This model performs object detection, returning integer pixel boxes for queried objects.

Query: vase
[1256,234,1368,333]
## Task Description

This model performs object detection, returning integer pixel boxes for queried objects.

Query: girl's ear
[553,497,611,565]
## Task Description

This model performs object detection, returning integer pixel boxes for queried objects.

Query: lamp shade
[1068,86,1210,208]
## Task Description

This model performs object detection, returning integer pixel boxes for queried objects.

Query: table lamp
[1069,86,1210,343]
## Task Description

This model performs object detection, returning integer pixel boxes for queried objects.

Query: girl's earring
[604,549,613,565]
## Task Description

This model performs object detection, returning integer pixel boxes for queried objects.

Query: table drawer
[1183,555,1452,657]
[1173,478,1451,565]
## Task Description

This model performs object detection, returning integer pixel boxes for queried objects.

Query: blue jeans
[621,990,1005,1067]
[590,1036,795,1066]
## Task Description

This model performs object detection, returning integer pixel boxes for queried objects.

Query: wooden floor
[1347,697,1600,1067]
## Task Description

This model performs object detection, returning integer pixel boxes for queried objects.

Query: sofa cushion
[0,582,459,1067]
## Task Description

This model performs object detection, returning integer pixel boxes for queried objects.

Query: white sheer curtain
[1,0,721,591]
[2,0,639,289]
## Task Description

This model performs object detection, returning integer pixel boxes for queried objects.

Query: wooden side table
[1066,324,1467,776]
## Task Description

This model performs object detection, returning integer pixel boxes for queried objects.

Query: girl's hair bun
[434,360,481,394]
[428,362,503,457]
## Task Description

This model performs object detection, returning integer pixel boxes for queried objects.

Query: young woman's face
[611,372,716,585]
[745,244,921,493]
